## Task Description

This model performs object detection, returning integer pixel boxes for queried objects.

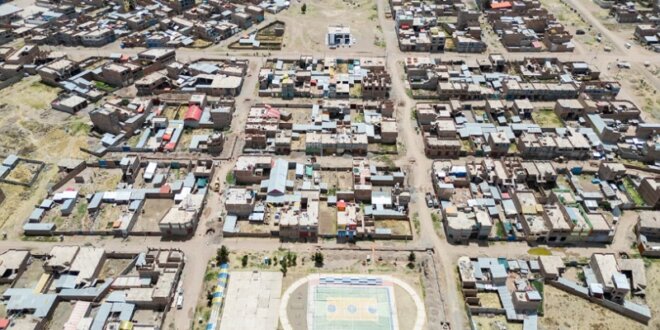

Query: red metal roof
[159,183,171,194]
[491,1,512,9]
[264,104,280,118]
[184,104,203,121]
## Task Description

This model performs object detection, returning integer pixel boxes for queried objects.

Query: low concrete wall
[0,75,24,90]
[223,231,271,238]
[549,280,651,324]
[49,162,87,193]
[469,307,505,315]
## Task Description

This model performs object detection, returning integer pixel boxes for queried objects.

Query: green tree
[313,252,324,267]
[216,246,229,265]
[280,261,288,276]
[407,251,416,269]
[301,3,307,14]
[285,251,297,267]
[241,255,248,267]
[206,290,213,307]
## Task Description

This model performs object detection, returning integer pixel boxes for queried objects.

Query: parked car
[617,61,631,69]
[425,193,433,208]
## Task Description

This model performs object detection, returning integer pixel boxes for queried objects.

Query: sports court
[307,276,399,330]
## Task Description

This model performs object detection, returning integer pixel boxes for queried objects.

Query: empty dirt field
[0,77,94,236]
[274,0,384,54]
[540,271,658,330]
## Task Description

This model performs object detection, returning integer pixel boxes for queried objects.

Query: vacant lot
[275,0,383,54]
[541,285,646,329]
[531,109,563,128]
[0,77,93,236]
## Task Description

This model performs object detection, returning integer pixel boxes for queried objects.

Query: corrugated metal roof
[223,215,238,233]
[267,159,288,196]
[497,285,517,320]
[523,314,538,330]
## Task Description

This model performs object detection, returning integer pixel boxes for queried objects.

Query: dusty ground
[273,0,383,54]
[13,258,45,289]
[472,314,523,330]
[537,0,605,52]
[98,257,134,280]
[0,77,93,236]
[45,301,74,330]
[132,199,173,232]
[318,203,337,236]
[540,258,660,330]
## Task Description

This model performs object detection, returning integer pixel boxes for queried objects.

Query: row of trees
[219,245,417,273]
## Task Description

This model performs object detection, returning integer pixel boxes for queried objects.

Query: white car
[617,62,631,69]
[176,295,184,309]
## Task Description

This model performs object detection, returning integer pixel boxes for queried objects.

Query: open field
[0,77,93,236]
[273,0,383,54]
[537,0,607,51]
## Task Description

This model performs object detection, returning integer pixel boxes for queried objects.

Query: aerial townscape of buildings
[0,0,657,329]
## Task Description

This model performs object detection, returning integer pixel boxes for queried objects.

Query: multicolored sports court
[307,275,399,330]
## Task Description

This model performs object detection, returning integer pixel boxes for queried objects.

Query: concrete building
[327,26,351,46]
[51,94,87,114]
[638,178,659,208]
[598,162,627,181]
[424,136,461,158]
[225,188,255,218]
[590,253,630,302]
[538,255,565,280]
[38,58,81,85]
[444,206,492,243]
[636,210,660,257]
[0,250,29,284]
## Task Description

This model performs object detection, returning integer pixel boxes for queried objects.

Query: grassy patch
[68,120,91,136]
[531,280,544,314]
[374,155,395,168]
[460,139,474,153]
[619,158,646,168]
[412,212,420,235]
[94,81,114,92]
[496,221,505,238]
[531,109,563,128]
[623,177,645,207]
[225,171,235,185]
[379,144,397,153]
[431,213,443,238]
[349,84,363,98]
[508,143,518,154]
[528,247,552,256]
